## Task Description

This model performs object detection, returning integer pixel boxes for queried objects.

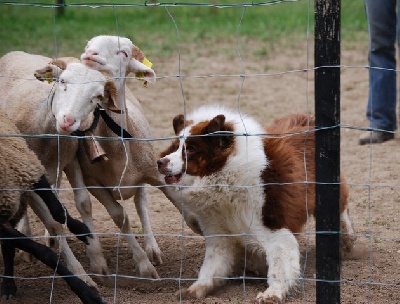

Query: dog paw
[176,285,208,300]
[176,287,196,300]
[256,292,283,304]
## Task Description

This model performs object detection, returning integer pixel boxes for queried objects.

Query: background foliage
[0,1,367,58]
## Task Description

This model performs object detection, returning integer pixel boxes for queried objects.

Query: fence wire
[0,1,399,304]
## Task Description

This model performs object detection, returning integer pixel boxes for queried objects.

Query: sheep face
[35,62,118,135]
[81,35,156,85]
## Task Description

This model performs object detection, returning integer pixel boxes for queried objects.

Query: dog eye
[185,145,196,154]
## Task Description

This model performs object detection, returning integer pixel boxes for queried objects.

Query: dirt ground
[2,38,400,304]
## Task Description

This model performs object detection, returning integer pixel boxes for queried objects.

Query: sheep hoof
[16,250,33,263]
[145,243,163,266]
[138,261,159,279]
[1,294,16,300]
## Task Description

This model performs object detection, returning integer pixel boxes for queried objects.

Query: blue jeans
[365,0,399,131]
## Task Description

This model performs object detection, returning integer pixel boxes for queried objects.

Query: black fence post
[314,0,341,303]
[56,0,65,17]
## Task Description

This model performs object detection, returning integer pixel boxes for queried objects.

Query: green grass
[0,1,367,58]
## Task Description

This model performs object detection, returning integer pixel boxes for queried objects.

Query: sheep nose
[63,115,76,127]
[86,50,99,56]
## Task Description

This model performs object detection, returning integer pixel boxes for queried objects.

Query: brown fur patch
[183,118,235,177]
[160,115,236,177]
[269,113,314,131]
[261,114,348,232]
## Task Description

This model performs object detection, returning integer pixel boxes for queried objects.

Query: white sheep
[0,51,151,286]
[80,36,200,232]
[57,35,202,276]
[0,109,105,303]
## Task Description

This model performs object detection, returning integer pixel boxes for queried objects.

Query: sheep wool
[0,110,45,225]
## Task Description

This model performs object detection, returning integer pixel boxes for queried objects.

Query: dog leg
[255,228,300,304]
[340,207,357,258]
[178,236,237,299]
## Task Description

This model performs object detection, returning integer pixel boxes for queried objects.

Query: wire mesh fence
[0,1,399,303]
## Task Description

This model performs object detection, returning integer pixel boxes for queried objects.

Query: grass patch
[1,1,367,58]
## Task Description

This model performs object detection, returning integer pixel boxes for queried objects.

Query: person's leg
[397,0,400,131]
[361,0,397,144]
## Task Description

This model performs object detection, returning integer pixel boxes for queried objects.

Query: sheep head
[80,35,156,87]
[34,62,121,135]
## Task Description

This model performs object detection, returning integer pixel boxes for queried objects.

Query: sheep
[80,36,200,230]
[0,51,146,286]
[56,35,202,276]
[0,110,105,303]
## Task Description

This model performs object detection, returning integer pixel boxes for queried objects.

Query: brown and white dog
[157,105,356,303]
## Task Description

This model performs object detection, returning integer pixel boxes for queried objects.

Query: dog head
[157,112,235,185]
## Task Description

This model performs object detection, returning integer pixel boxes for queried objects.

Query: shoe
[359,131,395,145]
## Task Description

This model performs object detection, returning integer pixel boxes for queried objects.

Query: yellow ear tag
[142,57,152,68]
[135,57,153,87]
[44,71,53,84]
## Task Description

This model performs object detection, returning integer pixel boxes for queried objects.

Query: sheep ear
[34,65,63,83]
[132,45,145,62]
[49,59,68,70]
[104,80,122,113]
[127,49,156,86]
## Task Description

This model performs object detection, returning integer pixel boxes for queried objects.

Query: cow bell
[84,132,108,163]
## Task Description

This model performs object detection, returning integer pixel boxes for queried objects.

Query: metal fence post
[314,0,341,303]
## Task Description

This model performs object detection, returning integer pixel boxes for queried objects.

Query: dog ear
[207,115,234,149]
[207,115,226,133]
[173,114,185,135]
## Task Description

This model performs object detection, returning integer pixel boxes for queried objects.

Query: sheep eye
[60,79,65,84]
[117,50,128,58]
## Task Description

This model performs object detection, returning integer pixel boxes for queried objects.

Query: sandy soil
[2,38,400,304]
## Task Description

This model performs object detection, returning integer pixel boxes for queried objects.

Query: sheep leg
[32,174,92,245]
[23,193,98,289]
[64,159,110,276]
[88,187,159,279]
[0,224,106,304]
[15,212,33,262]
[0,227,17,300]
[134,185,162,265]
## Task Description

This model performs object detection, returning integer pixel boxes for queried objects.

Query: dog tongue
[165,175,180,184]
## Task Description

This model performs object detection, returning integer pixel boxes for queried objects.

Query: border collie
[157,105,356,303]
